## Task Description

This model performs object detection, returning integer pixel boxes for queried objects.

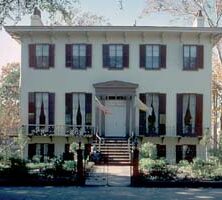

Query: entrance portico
[93,80,138,138]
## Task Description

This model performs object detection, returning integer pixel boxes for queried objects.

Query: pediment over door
[93,80,138,96]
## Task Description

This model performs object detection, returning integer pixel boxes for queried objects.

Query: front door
[105,100,126,137]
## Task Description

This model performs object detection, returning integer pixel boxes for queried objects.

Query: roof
[4,25,222,44]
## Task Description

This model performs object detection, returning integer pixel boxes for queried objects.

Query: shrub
[140,142,157,159]
[63,160,76,172]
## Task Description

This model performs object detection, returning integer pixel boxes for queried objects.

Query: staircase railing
[128,132,134,159]
[95,129,104,152]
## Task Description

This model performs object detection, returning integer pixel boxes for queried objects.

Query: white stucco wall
[19,29,213,162]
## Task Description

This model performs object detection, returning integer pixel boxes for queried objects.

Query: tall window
[183,45,204,70]
[29,44,55,69]
[66,44,92,69]
[177,93,203,136]
[176,145,196,163]
[140,44,166,69]
[103,44,129,69]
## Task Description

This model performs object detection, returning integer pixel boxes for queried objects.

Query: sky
[0,0,186,71]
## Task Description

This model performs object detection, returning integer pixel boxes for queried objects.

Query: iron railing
[22,124,95,137]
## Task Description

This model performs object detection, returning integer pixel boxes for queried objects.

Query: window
[28,92,55,134]
[103,44,129,69]
[183,45,204,70]
[28,143,54,161]
[156,145,166,159]
[177,93,203,136]
[176,145,196,163]
[140,44,166,69]
[29,44,54,69]
[66,44,91,69]
[139,93,166,136]
[65,93,92,135]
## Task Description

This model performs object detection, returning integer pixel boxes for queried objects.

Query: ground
[0,187,222,200]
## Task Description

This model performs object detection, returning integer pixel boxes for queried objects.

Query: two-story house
[5,10,222,164]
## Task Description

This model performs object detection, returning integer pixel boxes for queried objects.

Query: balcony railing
[22,124,95,137]
[137,126,208,137]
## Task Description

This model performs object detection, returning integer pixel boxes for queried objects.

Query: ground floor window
[28,143,54,161]
[156,144,166,159]
[176,145,196,163]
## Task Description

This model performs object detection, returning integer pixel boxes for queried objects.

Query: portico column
[132,95,136,135]
[101,96,106,137]
[126,96,131,137]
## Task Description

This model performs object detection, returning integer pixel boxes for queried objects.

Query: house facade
[5,12,222,164]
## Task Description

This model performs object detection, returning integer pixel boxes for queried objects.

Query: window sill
[103,66,125,70]
[182,68,199,71]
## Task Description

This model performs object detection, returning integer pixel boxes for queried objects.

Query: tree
[0,62,20,136]
[0,0,109,26]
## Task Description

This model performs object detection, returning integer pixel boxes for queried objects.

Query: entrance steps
[94,138,132,166]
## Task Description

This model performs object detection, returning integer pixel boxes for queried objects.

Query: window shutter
[177,94,183,136]
[123,44,129,68]
[176,145,183,163]
[140,45,146,68]
[86,44,92,68]
[197,45,204,69]
[139,93,146,135]
[28,144,36,160]
[65,44,73,68]
[65,93,73,125]
[48,144,55,158]
[49,44,55,68]
[160,45,166,68]
[103,44,109,68]
[48,93,55,125]
[29,44,36,68]
[28,92,36,133]
[195,94,203,136]
[159,93,166,135]
[85,93,92,126]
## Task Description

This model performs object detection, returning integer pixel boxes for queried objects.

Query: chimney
[193,10,204,27]
[31,7,43,26]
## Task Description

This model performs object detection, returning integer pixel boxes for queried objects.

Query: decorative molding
[141,32,145,42]
[179,33,184,43]
[28,31,33,42]
[197,33,201,43]
[104,32,108,42]
[85,31,89,42]
[160,32,165,43]
[123,32,127,42]
[161,136,165,144]
[66,32,71,43]
[177,136,181,144]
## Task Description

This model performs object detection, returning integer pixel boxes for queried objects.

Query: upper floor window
[103,44,129,69]
[29,44,55,69]
[140,44,166,69]
[66,44,92,69]
[183,45,204,70]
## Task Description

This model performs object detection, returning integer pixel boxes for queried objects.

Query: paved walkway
[0,187,222,200]
[86,165,131,186]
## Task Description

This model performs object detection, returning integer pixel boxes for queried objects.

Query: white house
[5,10,222,164]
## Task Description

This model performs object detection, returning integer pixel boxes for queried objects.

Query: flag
[135,97,152,115]
[95,96,112,115]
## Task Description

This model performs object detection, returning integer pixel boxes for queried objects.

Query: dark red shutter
[139,93,146,135]
[160,45,166,68]
[65,44,73,68]
[195,94,203,136]
[49,44,55,68]
[86,44,92,68]
[65,93,73,125]
[197,45,204,69]
[159,93,166,135]
[177,94,183,136]
[103,44,109,68]
[48,93,55,125]
[123,44,129,68]
[28,92,36,133]
[140,45,146,68]
[48,144,55,158]
[28,144,36,160]
[29,44,36,68]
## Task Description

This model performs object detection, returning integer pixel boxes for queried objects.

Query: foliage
[0,0,110,26]
[63,160,76,171]
[140,142,157,159]
[139,158,177,180]
[69,142,79,153]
